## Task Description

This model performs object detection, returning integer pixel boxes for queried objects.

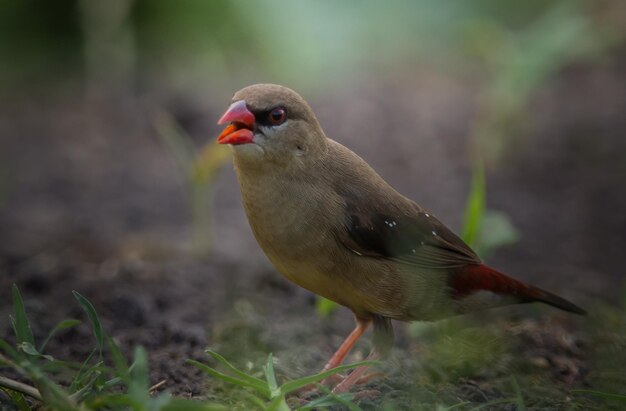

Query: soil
[1,53,625,409]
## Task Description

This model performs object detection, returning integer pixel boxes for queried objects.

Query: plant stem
[0,375,42,401]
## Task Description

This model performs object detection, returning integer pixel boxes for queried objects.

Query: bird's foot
[295,370,382,400]
[331,369,382,394]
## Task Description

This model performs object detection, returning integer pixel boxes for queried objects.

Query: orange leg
[332,350,380,393]
[322,318,371,372]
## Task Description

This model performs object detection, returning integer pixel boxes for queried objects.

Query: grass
[189,351,375,410]
[0,285,370,410]
[155,111,232,255]
[2,276,626,410]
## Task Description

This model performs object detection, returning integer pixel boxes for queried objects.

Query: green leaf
[11,284,35,346]
[510,376,526,411]
[462,161,485,249]
[572,389,626,403]
[203,349,268,391]
[107,336,129,382]
[280,360,378,395]
[315,296,339,318]
[150,392,173,411]
[68,348,99,393]
[1,388,32,411]
[297,387,360,411]
[69,372,104,403]
[39,319,81,353]
[30,372,78,410]
[128,346,149,403]
[467,398,516,411]
[85,393,140,409]
[263,353,279,397]
[438,402,471,411]
[0,339,20,361]
[155,111,196,174]
[187,359,270,398]
[266,394,290,411]
[18,342,54,361]
[72,291,104,355]
[162,398,229,411]
[477,210,519,257]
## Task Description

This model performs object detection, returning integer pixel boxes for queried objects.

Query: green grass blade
[241,391,268,409]
[29,370,78,410]
[86,393,140,408]
[572,389,626,402]
[510,376,526,411]
[162,398,229,411]
[11,284,35,346]
[297,385,360,411]
[106,335,131,391]
[128,346,149,403]
[462,160,485,249]
[102,377,123,390]
[69,372,103,403]
[315,296,339,318]
[187,359,270,398]
[266,395,290,411]
[440,401,471,411]
[0,339,21,361]
[204,349,268,389]
[0,376,41,402]
[280,360,378,395]
[467,398,516,411]
[18,342,53,361]
[68,348,98,393]
[264,353,279,397]
[72,291,104,355]
[155,111,196,172]
[1,388,33,411]
[38,319,81,353]
[150,392,173,410]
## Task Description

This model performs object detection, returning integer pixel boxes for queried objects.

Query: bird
[215,83,586,393]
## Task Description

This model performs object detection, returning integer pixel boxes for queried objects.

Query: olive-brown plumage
[216,84,585,393]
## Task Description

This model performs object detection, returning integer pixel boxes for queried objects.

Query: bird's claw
[294,371,381,400]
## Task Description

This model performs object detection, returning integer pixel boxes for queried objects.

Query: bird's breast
[236,169,341,277]
[232,161,413,319]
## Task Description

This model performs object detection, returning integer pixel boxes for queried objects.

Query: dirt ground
[1,52,625,409]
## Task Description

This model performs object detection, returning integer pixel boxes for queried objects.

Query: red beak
[217,100,255,145]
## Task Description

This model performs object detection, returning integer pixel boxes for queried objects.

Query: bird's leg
[296,318,372,398]
[322,318,371,372]
[331,350,380,394]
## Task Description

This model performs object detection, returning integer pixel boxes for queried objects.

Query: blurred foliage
[315,297,340,319]
[155,111,231,254]
[462,160,519,258]
[468,0,621,164]
[1,0,624,97]
[408,317,510,383]
[581,298,626,409]
[461,161,486,250]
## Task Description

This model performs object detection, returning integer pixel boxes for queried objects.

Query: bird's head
[217,84,327,168]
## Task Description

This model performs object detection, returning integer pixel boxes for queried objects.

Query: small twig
[149,379,167,394]
[0,375,42,401]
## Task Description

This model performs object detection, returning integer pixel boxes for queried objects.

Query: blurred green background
[2,0,623,98]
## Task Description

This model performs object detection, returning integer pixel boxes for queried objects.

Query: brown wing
[337,191,481,270]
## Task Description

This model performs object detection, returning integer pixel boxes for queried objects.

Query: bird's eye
[268,107,287,126]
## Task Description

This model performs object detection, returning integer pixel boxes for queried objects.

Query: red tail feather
[451,264,586,315]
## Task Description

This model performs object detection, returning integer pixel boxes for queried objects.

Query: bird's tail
[451,264,586,315]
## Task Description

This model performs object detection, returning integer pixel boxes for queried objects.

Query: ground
[1,56,625,409]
